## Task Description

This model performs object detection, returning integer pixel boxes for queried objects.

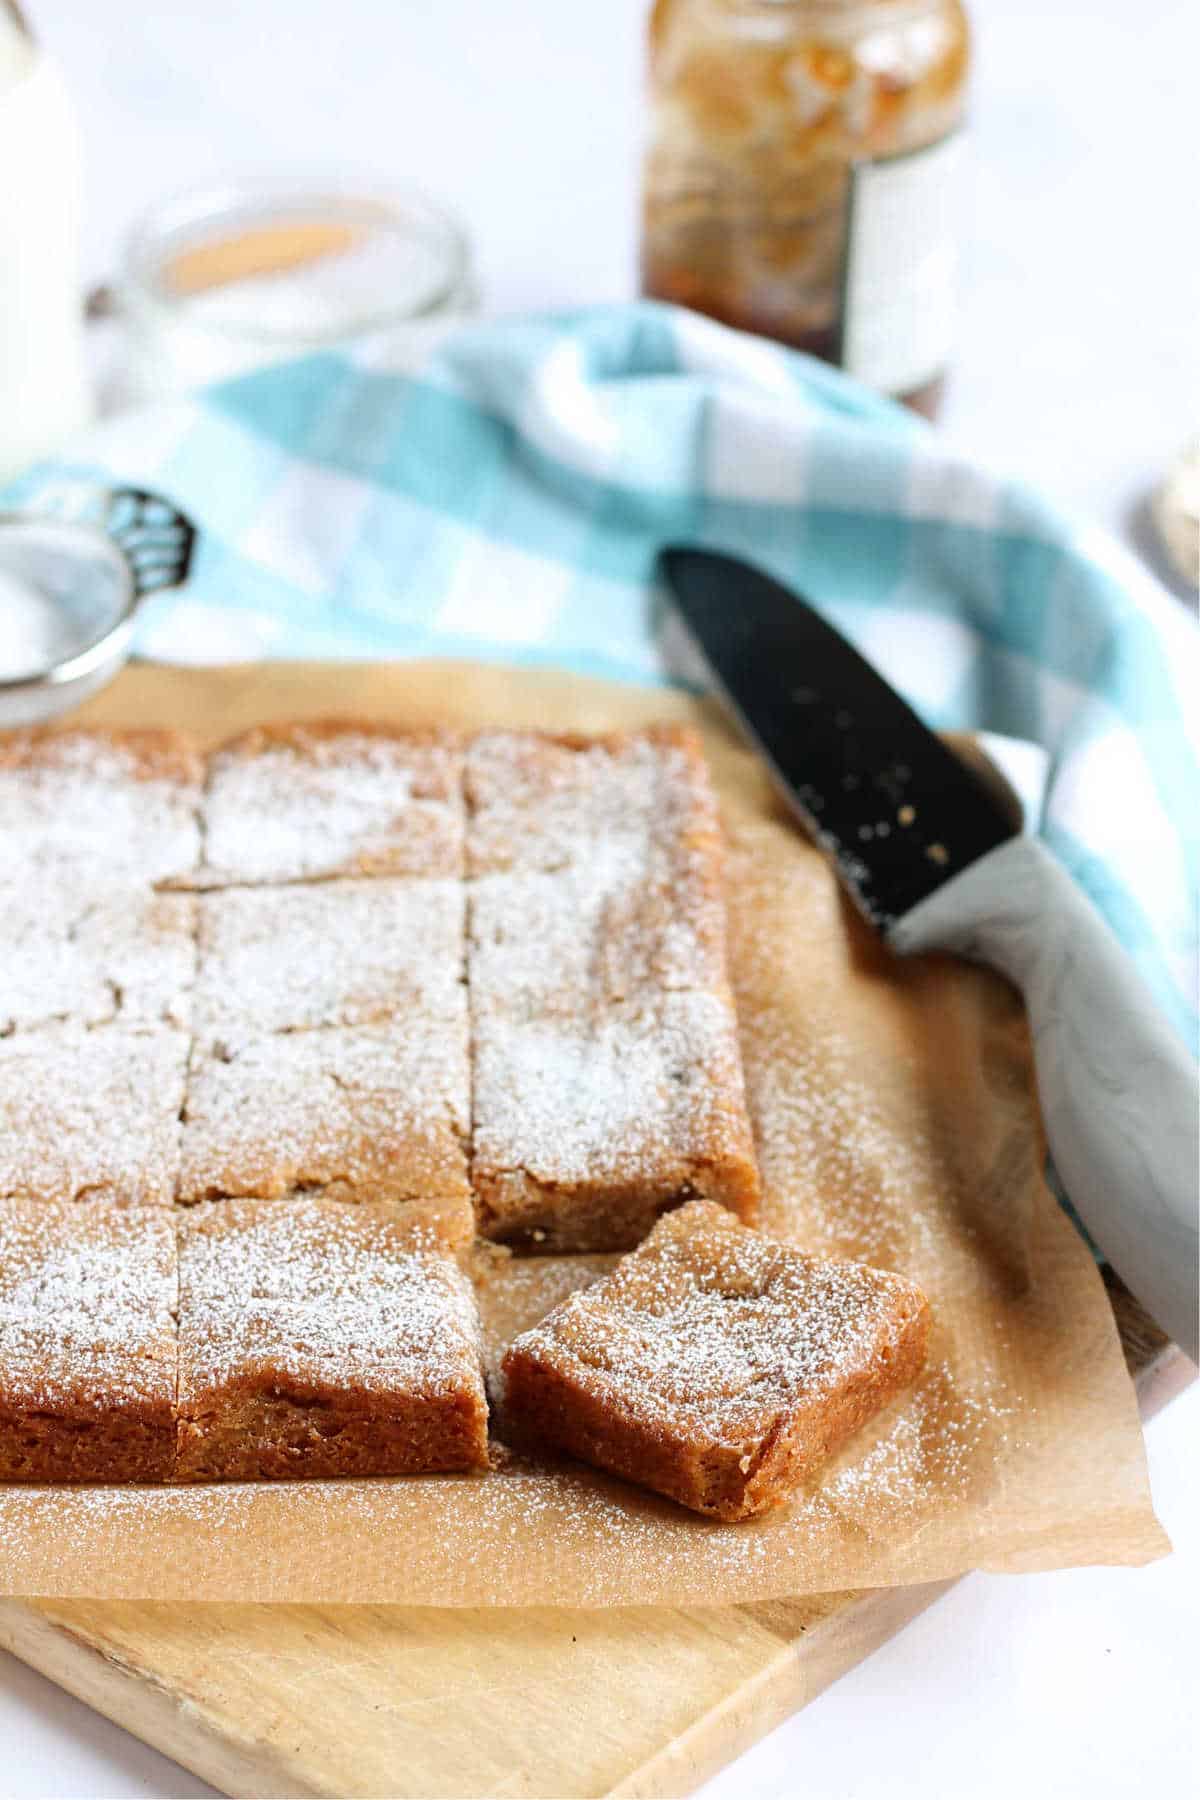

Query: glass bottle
[641,0,970,414]
[0,2,90,480]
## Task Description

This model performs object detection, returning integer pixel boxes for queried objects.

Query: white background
[6,1,1199,1795]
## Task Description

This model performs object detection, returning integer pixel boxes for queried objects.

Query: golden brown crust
[0,1409,177,1483]
[501,1201,930,1519]
[215,717,466,756]
[174,1196,487,1482]
[0,726,204,785]
[173,1389,489,1482]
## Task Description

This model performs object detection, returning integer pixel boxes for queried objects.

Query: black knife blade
[659,546,1016,929]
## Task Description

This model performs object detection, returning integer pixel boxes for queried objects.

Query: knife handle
[890,836,1199,1363]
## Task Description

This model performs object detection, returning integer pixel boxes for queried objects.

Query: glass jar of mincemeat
[641,0,970,415]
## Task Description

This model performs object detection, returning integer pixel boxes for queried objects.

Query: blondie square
[192,877,462,1049]
[174,1195,488,1480]
[465,729,759,1251]
[179,1018,471,1204]
[471,991,761,1251]
[0,1198,177,1482]
[464,729,728,989]
[502,1201,931,1520]
[0,729,202,885]
[0,885,196,1035]
[194,722,464,886]
[0,1025,189,1206]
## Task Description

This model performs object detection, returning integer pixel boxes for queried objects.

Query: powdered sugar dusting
[469,868,719,1016]
[471,1247,618,1390]
[0,885,196,1035]
[465,729,721,891]
[0,719,1082,1608]
[823,1363,1018,1520]
[193,878,464,1047]
[466,730,757,1235]
[472,992,752,1190]
[0,731,202,885]
[0,1201,176,1408]
[726,840,917,1262]
[0,1024,189,1206]
[177,1199,483,1401]
[195,727,464,885]
[511,1203,927,1444]
[180,1017,470,1202]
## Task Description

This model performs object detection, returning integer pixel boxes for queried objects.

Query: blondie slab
[179,1019,471,1204]
[502,1201,931,1520]
[193,722,464,886]
[0,885,196,1036]
[192,877,463,1049]
[0,1199,177,1482]
[465,729,759,1250]
[174,1195,488,1480]
[0,728,202,885]
[0,1025,189,1207]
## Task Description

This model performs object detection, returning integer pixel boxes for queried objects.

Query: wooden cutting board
[0,1286,1183,1800]
[0,663,1186,1793]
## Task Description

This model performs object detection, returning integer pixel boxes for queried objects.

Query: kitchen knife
[660,545,1199,1361]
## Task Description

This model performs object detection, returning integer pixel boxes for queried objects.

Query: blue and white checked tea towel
[6,302,1197,1051]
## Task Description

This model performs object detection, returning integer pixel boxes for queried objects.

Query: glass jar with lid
[641,0,969,414]
[109,177,478,406]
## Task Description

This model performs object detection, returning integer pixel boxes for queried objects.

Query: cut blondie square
[192,722,464,886]
[0,1025,189,1206]
[501,1201,931,1520]
[0,885,196,1036]
[471,991,760,1251]
[465,728,728,992]
[0,1198,177,1481]
[0,728,202,885]
[465,728,760,1251]
[174,1195,488,1480]
[192,877,463,1050]
[179,1016,471,1204]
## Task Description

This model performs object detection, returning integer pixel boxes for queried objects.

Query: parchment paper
[0,660,1168,1605]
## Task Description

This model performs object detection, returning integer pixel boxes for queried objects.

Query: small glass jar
[110,177,478,405]
[641,0,969,413]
